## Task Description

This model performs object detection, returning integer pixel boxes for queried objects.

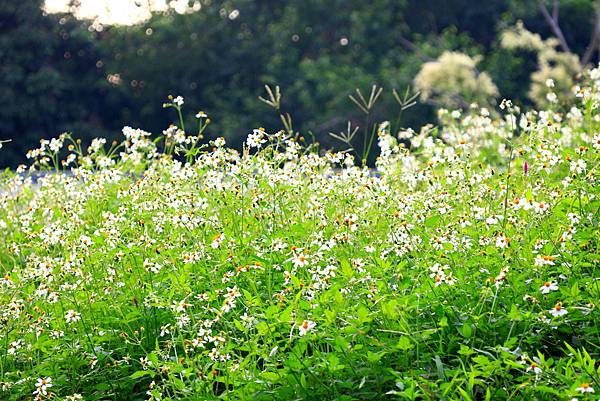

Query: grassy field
[0,76,599,400]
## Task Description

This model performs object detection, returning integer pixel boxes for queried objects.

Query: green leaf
[367,351,385,363]
[257,321,270,335]
[382,299,399,320]
[300,373,307,388]
[130,370,154,379]
[335,336,349,351]
[323,308,336,323]
[356,305,371,324]
[461,323,473,338]
[459,344,475,357]
[279,305,294,323]
[233,319,246,331]
[534,386,561,396]
[397,336,414,351]
[328,354,345,371]
[433,355,446,380]
[265,304,279,318]
[457,387,473,401]
[340,259,354,278]
[570,283,580,297]
[261,371,280,381]
[508,304,521,321]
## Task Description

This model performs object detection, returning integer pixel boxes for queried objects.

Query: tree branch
[538,0,571,53]
[398,34,434,62]
[582,1,600,66]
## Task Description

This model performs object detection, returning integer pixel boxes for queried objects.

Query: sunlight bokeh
[43,0,198,25]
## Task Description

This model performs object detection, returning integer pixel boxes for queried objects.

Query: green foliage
[501,21,582,108]
[0,67,599,400]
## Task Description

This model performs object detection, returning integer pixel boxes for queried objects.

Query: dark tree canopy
[0,0,598,167]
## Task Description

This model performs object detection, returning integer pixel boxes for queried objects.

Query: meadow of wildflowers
[0,69,599,401]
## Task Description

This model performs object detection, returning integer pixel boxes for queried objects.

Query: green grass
[0,80,599,400]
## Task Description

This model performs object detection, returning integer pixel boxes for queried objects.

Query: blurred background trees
[1,0,599,167]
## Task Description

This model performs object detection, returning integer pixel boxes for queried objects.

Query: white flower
[211,233,224,249]
[548,303,568,317]
[575,383,594,393]
[226,286,241,299]
[173,96,184,107]
[570,159,587,175]
[539,281,559,294]
[214,137,226,147]
[49,137,63,153]
[533,201,549,214]
[567,212,581,225]
[247,129,267,148]
[292,253,309,268]
[429,263,455,286]
[494,266,509,289]
[195,111,207,119]
[80,235,92,247]
[143,259,162,274]
[526,362,542,375]
[485,215,499,225]
[65,310,81,323]
[33,377,53,396]
[163,125,178,138]
[500,99,513,111]
[534,255,557,267]
[160,324,171,337]
[495,233,510,249]
[518,197,533,210]
[88,137,106,154]
[174,129,186,144]
[298,319,316,336]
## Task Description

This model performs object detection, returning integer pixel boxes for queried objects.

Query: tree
[0,0,115,167]
[2,0,600,167]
